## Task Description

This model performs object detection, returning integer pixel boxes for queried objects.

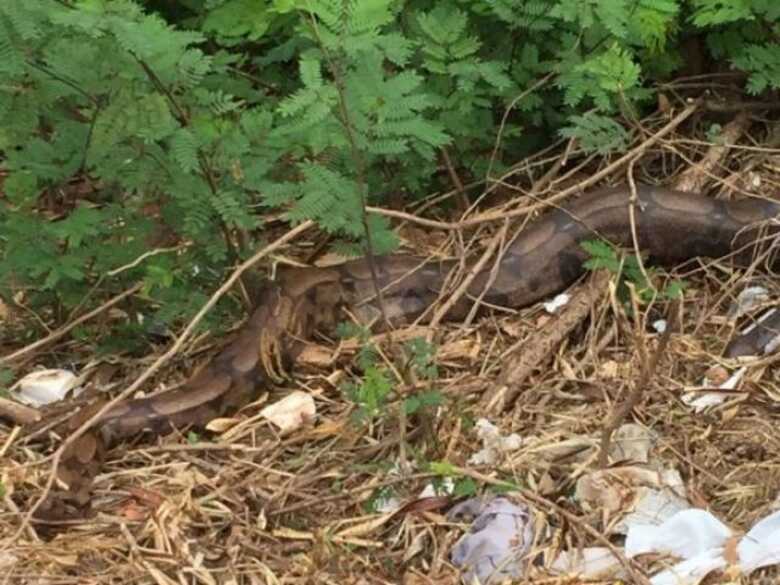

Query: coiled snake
[32,184,780,519]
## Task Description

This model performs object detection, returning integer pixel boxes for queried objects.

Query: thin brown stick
[597,110,749,466]
[598,298,675,468]
[674,111,751,193]
[366,100,700,232]
[440,147,469,212]
[626,160,654,291]
[0,283,143,366]
[482,270,611,413]
[485,73,555,183]
[3,220,314,547]
[426,221,509,332]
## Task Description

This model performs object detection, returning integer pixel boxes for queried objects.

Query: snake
[31,183,780,520]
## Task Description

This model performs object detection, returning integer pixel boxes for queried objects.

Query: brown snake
[29,184,780,519]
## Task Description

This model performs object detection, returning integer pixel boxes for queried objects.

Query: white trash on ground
[467,418,523,465]
[543,293,570,314]
[625,508,780,584]
[550,547,626,580]
[14,368,83,407]
[259,390,316,432]
[449,497,533,584]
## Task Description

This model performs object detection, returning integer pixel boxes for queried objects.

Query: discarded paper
[260,391,316,432]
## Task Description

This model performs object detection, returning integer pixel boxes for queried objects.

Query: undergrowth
[0,0,778,348]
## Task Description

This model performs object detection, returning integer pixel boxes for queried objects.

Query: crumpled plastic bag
[728,286,770,319]
[14,368,83,406]
[575,465,688,535]
[449,497,533,584]
[625,508,780,584]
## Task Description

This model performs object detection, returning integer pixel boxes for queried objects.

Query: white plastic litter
[550,547,625,579]
[626,509,732,559]
[418,477,455,499]
[682,366,746,412]
[373,494,402,514]
[576,465,688,534]
[618,486,691,535]
[625,508,780,584]
[543,293,570,314]
[467,418,523,466]
[449,497,533,584]
[15,369,82,407]
[729,286,769,319]
[738,510,780,572]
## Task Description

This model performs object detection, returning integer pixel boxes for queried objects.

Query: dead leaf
[334,512,395,538]
[119,501,152,521]
[723,534,742,565]
[438,338,480,361]
[500,319,525,338]
[658,93,672,114]
[298,344,334,367]
[260,391,316,432]
[206,417,240,433]
[399,496,451,516]
[599,360,620,379]
[273,527,313,541]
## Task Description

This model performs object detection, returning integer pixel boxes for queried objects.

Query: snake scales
[33,183,780,519]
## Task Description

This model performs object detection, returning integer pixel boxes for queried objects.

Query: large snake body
[41,184,780,516]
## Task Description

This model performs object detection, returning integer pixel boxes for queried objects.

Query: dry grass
[3,119,780,584]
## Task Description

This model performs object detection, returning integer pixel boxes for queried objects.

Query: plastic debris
[681,291,780,412]
[550,547,625,580]
[652,319,667,333]
[260,390,316,432]
[682,366,746,412]
[576,466,688,534]
[14,369,82,407]
[728,286,769,319]
[619,486,691,535]
[610,423,657,463]
[372,493,402,514]
[543,293,570,314]
[626,508,780,584]
[726,306,780,358]
[467,419,523,465]
[418,477,454,499]
[449,497,533,584]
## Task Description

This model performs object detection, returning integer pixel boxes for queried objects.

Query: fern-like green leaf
[560,114,629,154]
[691,0,753,27]
[170,128,199,173]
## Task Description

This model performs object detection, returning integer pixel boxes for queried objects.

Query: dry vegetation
[2,109,780,584]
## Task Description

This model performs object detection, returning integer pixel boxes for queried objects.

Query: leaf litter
[1,127,780,584]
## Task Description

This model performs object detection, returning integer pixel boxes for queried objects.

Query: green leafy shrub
[0,0,777,344]
[582,239,686,306]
